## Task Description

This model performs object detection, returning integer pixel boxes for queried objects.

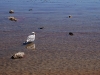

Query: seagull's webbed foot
[23,41,32,45]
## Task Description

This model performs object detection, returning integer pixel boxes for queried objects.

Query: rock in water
[9,10,14,13]
[39,27,44,29]
[8,17,17,21]
[29,9,32,11]
[69,32,74,36]
[68,15,72,18]
[11,52,25,59]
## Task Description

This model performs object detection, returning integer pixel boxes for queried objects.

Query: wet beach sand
[0,0,100,75]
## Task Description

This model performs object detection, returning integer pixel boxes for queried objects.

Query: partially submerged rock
[68,15,72,18]
[8,17,17,21]
[29,9,32,11]
[11,52,25,59]
[9,10,14,13]
[69,32,74,36]
[39,27,44,29]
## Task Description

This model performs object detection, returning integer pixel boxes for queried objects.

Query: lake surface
[0,0,100,32]
[0,0,100,75]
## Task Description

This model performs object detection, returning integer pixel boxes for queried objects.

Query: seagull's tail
[23,41,28,45]
[25,40,28,43]
[24,40,28,44]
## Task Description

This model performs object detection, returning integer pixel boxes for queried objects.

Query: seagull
[25,32,35,43]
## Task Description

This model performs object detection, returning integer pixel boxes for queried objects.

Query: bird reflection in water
[26,42,35,50]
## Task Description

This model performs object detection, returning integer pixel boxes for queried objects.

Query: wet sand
[0,0,100,75]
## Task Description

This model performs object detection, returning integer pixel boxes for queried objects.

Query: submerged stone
[29,9,32,11]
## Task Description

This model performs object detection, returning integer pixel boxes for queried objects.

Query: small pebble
[69,32,74,36]
[69,15,72,18]
[11,52,25,59]
[29,9,32,11]
[39,27,44,29]
[9,10,14,13]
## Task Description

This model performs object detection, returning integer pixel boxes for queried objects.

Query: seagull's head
[32,32,35,35]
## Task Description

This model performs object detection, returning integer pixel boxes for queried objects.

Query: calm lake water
[0,0,100,75]
[0,0,100,32]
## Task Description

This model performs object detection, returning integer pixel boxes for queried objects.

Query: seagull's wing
[27,35,35,42]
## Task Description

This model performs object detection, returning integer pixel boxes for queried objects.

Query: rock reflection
[26,43,35,50]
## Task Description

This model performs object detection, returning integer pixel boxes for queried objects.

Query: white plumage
[26,32,35,43]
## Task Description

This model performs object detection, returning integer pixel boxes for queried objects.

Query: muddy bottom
[0,31,100,75]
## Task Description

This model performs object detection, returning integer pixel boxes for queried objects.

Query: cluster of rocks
[9,10,73,59]
[8,10,17,21]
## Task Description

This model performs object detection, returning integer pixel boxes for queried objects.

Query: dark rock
[69,15,72,18]
[29,9,32,11]
[69,32,74,36]
[39,27,44,29]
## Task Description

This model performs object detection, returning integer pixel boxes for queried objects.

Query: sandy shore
[0,0,100,75]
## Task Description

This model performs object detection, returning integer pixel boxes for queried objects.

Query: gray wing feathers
[27,35,35,42]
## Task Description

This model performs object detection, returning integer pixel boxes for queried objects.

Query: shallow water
[0,0,100,32]
[0,0,100,75]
